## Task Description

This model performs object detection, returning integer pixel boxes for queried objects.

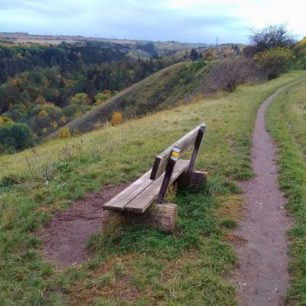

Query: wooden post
[157,146,180,204]
[186,125,205,178]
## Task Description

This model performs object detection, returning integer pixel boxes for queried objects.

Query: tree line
[0,41,178,152]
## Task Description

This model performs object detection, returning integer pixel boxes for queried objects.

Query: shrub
[293,38,306,69]
[207,57,259,92]
[58,127,71,139]
[70,93,90,105]
[203,49,217,61]
[0,116,5,126]
[111,111,123,126]
[95,90,112,105]
[295,37,306,54]
[254,47,294,79]
[0,122,34,153]
[0,115,12,126]
[190,49,199,61]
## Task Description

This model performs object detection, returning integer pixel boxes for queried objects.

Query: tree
[190,49,199,61]
[254,47,294,79]
[203,49,216,61]
[250,24,295,54]
[0,122,34,152]
[70,92,90,105]
[293,37,306,68]
[111,111,123,126]
[95,90,112,105]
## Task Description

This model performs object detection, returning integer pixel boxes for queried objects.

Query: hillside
[49,60,210,137]
[0,71,305,305]
[0,41,184,150]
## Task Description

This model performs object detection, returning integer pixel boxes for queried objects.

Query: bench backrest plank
[150,124,206,180]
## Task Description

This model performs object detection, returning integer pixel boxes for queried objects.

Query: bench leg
[125,203,177,233]
[178,170,208,189]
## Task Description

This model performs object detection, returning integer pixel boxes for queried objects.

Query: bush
[293,37,306,69]
[190,49,199,61]
[254,47,294,79]
[111,111,123,126]
[207,57,259,92]
[58,127,71,139]
[0,122,34,153]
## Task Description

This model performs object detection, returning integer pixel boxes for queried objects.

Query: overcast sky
[0,0,304,43]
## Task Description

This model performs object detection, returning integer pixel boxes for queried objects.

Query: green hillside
[1,70,305,305]
[49,60,210,137]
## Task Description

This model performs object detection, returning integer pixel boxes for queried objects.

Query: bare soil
[38,183,129,268]
[234,89,292,306]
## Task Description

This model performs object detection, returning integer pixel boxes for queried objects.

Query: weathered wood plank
[125,159,189,214]
[150,124,206,180]
[103,170,153,212]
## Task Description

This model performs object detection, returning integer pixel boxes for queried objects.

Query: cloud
[0,0,304,43]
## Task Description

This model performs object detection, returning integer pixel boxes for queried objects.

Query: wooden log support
[178,170,208,189]
[125,203,177,233]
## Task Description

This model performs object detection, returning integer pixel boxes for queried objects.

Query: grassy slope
[0,71,305,306]
[49,61,209,137]
[266,79,306,305]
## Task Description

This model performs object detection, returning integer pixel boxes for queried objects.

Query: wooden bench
[103,123,207,232]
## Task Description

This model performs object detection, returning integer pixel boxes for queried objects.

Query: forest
[0,41,184,151]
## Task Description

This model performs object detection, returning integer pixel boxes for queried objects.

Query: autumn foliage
[111,112,123,126]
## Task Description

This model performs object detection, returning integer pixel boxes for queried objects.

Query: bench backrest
[150,124,206,180]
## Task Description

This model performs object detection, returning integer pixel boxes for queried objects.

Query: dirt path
[38,183,129,268]
[234,85,296,306]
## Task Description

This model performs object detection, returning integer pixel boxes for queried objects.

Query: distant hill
[48,60,211,138]
[0,32,208,58]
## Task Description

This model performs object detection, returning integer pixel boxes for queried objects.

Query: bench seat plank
[124,159,189,214]
[103,170,153,212]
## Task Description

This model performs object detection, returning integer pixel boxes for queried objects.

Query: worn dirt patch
[38,183,130,268]
[233,86,294,306]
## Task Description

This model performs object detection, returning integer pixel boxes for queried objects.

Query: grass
[266,78,306,306]
[0,70,305,305]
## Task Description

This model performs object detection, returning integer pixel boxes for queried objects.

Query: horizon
[1,0,304,44]
[0,31,240,46]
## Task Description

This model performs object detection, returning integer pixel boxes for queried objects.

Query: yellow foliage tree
[254,47,293,79]
[38,110,48,118]
[111,111,123,126]
[0,115,12,126]
[295,37,306,56]
[58,127,71,138]
[60,116,67,124]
